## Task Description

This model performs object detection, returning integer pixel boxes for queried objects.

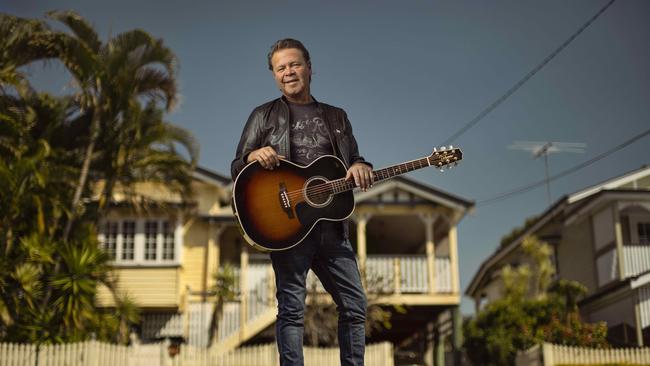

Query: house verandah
[96,168,473,365]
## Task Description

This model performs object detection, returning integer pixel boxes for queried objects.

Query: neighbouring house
[466,165,650,347]
[95,166,473,365]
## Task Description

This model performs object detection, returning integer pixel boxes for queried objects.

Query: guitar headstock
[429,145,463,171]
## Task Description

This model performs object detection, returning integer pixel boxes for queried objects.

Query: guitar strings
[284,156,444,200]
[252,154,452,203]
[285,179,348,200]
[284,156,435,199]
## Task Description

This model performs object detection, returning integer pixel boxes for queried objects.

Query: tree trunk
[63,104,100,241]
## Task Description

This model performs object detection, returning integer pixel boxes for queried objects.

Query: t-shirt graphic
[289,102,333,166]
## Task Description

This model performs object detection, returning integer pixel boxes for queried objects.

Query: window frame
[98,217,183,267]
[629,214,650,245]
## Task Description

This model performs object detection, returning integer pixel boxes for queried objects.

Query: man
[231,38,373,366]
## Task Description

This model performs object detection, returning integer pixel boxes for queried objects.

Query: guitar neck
[331,156,432,193]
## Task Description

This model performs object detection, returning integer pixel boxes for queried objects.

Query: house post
[356,214,370,281]
[239,242,249,342]
[613,204,626,279]
[420,214,437,294]
[205,222,224,294]
[448,224,460,294]
[635,289,644,346]
[423,320,435,366]
[452,306,463,366]
[436,332,446,366]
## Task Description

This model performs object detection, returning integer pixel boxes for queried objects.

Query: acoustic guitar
[232,147,462,251]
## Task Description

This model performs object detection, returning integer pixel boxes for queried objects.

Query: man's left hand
[345,163,374,191]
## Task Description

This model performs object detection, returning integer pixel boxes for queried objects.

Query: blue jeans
[270,221,367,366]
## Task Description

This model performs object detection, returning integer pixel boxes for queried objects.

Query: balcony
[365,255,452,294]
[623,244,650,278]
[306,254,453,296]
[597,243,650,286]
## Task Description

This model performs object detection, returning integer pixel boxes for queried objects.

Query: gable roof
[568,165,650,203]
[466,164,650,298]
[193,166,231,186]
[355,175,474,213]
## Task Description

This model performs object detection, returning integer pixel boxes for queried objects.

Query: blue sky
[4,0,649,314]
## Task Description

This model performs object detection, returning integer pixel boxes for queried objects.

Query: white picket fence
[0,340,394,366]
[516,343,650,365]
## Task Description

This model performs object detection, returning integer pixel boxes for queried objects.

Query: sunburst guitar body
[232,148,462,252]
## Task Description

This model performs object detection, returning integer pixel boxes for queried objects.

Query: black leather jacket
[231,96,371,180]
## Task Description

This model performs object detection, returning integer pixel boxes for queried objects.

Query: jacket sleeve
[342,110,372,169]
[231,109,263,180]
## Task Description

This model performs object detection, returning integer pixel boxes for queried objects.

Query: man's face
[271,48,312,103]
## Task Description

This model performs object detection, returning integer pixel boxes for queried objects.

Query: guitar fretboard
[329,156,433,194]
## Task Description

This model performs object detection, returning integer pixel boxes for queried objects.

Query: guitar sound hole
[304,177,333,208]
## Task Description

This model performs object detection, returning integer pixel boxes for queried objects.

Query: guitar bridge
[278,182,294,219]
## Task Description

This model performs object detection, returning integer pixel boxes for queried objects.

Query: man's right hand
[246,146,285,170]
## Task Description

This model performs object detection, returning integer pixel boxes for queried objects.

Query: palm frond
[46,10,101,53]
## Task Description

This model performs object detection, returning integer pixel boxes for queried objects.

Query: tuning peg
[433,147,437,152]
[449,145,454,149]
[439,167,445,172]
[440,146,446,151]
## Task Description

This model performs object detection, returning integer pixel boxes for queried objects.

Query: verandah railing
[363,255,452,294]
[305,255,452,294]
[145,255,452,348]
[623,243,650,278]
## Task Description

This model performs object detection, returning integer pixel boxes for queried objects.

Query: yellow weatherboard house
[95,165,473,361]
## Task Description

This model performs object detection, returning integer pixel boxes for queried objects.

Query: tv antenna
[508,141,586,204]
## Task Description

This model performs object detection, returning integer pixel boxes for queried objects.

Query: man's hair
[267,38,311,70]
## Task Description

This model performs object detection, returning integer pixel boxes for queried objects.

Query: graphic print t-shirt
[288,101,333,166]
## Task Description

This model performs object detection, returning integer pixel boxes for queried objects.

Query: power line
[477,128,650,207]
[442,0,617,146]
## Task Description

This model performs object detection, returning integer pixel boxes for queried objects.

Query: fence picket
[0,340,394,366]
[518,343,650,366]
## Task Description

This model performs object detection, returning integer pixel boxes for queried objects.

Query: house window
[99,218,180,265]
[145,221,158,261]
[163,221,175,260]
[102,222,118,260]
[639,222,650,244]
[122,221,136,261]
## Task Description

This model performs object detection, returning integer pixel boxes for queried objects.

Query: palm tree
[33,11,196,328]
[0,10,197,344]
[208,264,237,345]
[0,93,83,342]
[45,10,182,239]
[0,13,58,95]
[94,100,199,216]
